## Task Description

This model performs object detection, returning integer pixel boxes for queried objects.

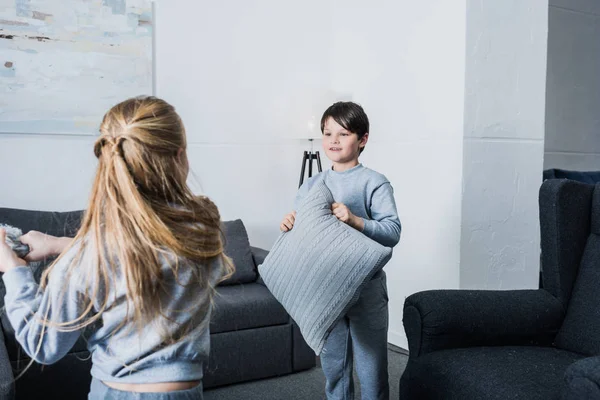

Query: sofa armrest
[403,289,564,358]
[562,356,600,400]
[0,328,15,399]
[251,246,269,285]
[251,246,269,267]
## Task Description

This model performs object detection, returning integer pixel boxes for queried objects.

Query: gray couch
[0,207,315,399]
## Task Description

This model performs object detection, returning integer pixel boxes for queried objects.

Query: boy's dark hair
[320,102,369,153]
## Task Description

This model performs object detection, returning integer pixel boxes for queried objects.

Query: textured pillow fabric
[258,181,393,354]
[221,219,258,285]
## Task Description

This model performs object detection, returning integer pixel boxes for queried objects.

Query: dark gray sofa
[399,179,600,399]
[0,207,315,399]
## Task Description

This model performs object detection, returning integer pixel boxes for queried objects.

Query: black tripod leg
[308,152,313,178]
[299,151,308,188]
[316,151,323,172]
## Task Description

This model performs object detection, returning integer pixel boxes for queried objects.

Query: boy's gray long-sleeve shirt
[295,163,401,248]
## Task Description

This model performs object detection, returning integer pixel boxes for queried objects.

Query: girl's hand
[0,229,27,273]
[280,211,296,232]
[19,231,70,262]
[332,203,364,231]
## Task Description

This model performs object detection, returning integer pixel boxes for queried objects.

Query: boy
[280,101,401,400]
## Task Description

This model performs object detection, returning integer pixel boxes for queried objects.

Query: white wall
[461,0,549,289]
[328,0,466,348]
[157,0,467,349]
[156,0,335,250]
[0,134,97,210]
[544,0,600,171]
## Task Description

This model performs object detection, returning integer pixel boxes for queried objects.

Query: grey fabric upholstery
[251,246,269,286]
[556,233,600,355]
[221,219,257,285]
[292,322,316,371]
[402,346,584,400]
[539,180,593,307]
[210,283,289,334]
[556,185,600,355]
[0,208,82,238]
[250,246,269,267]
[259,181,392,353]
[562,356,600,400]
[400,179,600,400]
[544,168,600,184]
[403,289,564,357]
[0,324,14,399]
[204,325,293,388]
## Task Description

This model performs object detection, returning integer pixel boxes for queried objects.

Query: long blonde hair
[40,96,233,341]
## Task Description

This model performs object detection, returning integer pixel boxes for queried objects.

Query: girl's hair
[38,96,233,345]
[320,101,370,154]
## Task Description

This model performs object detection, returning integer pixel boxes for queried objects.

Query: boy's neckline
[330,163,364,175]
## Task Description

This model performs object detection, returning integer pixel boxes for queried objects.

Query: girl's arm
[2,245,87,365]
[19,231,72,262]
[362,183,402,248]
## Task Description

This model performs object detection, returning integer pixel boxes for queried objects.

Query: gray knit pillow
[258,181,393,354]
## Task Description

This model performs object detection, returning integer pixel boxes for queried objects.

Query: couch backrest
[0,208,257,286]
[544,168,600,184]
[540,180,593,308]
[0,207,83,238]
[553,183,600,355]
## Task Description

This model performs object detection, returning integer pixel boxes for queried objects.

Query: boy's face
[322,117,367,167]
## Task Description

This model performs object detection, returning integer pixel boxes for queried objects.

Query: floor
[204,344,408,400]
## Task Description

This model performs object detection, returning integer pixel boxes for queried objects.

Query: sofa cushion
[220,219,257,285]
[258,181,392,354]
[205,325,292,389]
[401,346,583,400]
[562,356,600,400]
[210,283,289,334]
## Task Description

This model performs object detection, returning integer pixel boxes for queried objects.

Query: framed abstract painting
[0,0,154,135]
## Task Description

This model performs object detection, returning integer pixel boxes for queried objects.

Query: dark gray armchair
[400,179,600,400]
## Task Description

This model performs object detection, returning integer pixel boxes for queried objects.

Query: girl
[0,96,233,399]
